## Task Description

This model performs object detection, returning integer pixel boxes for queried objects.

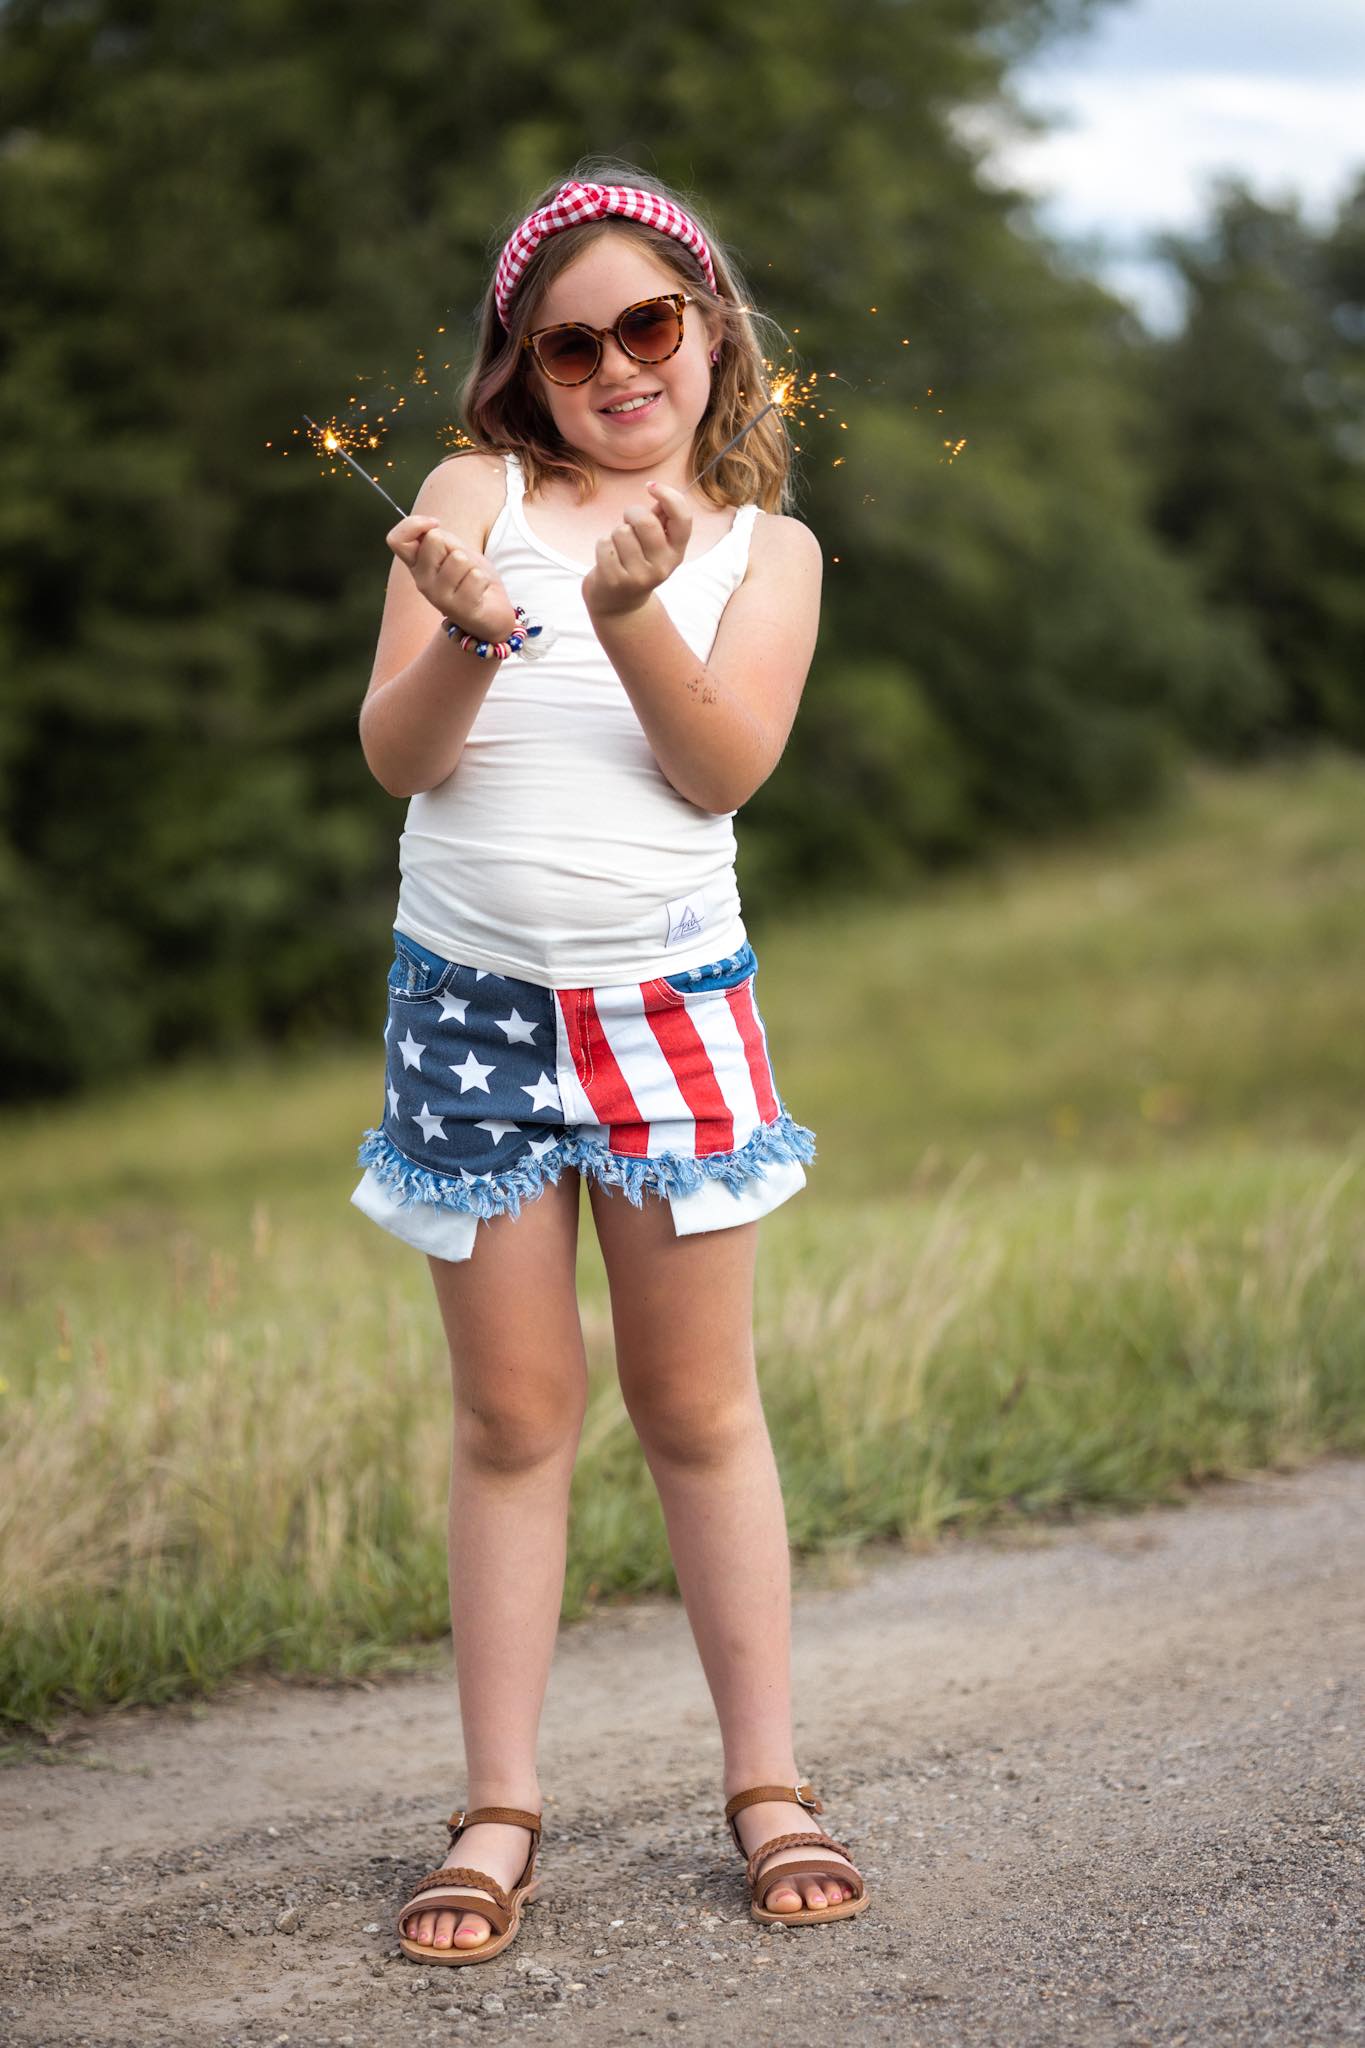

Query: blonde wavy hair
[451,159,795,514]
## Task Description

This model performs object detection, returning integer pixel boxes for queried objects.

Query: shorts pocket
[662,940,758,996]
[388,929,458,1000]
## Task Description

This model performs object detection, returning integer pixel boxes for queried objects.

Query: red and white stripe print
[554,971,781,1161]
[495,179,717,326]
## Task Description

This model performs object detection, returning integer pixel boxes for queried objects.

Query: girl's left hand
[582,483,692,619]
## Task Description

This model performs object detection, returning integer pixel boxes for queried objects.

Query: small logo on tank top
[665,893,707,947]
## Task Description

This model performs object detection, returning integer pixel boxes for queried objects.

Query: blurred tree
[1139,175,1365,753]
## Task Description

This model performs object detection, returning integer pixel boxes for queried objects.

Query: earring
[710,347,720,365]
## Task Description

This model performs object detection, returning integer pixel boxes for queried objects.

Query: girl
[352,162,870,1964]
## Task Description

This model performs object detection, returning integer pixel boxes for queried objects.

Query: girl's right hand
[387,514,519,641]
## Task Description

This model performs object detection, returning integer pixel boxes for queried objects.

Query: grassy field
[3,750,1364,1731]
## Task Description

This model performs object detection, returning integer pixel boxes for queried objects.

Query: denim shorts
[351,928,817,1262]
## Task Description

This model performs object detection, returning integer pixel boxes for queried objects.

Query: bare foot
[729,1799,861,1915]
[402,1819,536,1952]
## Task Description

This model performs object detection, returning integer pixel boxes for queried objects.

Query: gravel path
[4,1456,1362,2047]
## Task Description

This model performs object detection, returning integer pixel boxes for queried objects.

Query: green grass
[3,750,1364,1730]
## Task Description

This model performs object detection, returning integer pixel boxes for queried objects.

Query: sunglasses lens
[619,299,682,362]
[536,328,598,383]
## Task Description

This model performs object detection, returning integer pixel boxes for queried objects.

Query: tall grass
[3,753,1364,1729]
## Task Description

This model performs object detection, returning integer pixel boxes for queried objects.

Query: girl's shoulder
[409,447,511,552]
[744,505,823,580]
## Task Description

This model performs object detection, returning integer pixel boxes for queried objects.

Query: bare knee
[623,1375,763,1470]
[453,1373,586,1476]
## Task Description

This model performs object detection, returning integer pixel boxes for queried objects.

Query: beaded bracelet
[442,604,554,662]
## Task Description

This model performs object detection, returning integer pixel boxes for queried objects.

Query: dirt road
[5,1457,1362,2047]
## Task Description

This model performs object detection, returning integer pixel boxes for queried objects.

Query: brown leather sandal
[396,1804,542,1965]
[724,1780,870,1926]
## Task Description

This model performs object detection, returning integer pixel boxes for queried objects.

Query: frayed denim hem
[355,1110,817,1223]
[355,1127,576,1222]
[568,1110,816,1207]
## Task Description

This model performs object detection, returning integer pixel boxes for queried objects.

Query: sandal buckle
[447,1809,466,1834]
[794,1781,822,1813]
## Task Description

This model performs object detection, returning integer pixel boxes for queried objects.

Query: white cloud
[960,3,1365,332]
[1006,71,1364,240]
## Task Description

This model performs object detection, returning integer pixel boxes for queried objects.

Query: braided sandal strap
[746,1831,861,1895]
[398,1865,515,1940]
[409,1865,511,1912]
[753,1857,867,1906]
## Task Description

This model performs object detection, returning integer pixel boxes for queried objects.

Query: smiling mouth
[599,391,662,416]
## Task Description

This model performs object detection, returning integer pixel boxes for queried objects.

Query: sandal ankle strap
[445,1805,542,1892]
[723,1781,823,1853]
[447,1805,542,1840]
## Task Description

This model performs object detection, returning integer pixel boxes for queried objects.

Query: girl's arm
[584,495,822,814]
[358,453,516,799]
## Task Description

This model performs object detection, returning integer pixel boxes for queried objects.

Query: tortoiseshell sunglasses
[522,293,695,386]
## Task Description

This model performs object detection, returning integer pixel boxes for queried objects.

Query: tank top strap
[502,448,526,504]
[728,500,760,574]
[481,449,524,561]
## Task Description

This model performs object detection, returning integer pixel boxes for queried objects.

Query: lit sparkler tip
[300,413,410,522]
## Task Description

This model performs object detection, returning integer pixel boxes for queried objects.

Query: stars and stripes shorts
[351,928,817,1263]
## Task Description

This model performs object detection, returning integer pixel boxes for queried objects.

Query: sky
[972,0,1365,332]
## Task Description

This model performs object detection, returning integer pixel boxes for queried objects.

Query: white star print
[473,970,500,981]
[436,990,468,1022]
[495,1007,538,1045]
[450,1049,495,1093]
[526,1134,560,1161]
[386,1082,400,1119]
[397,1029,425,1072]
[413,1102,447,1142]
[460,1168,490,1185]
[521,1071,563,1115]
[475,1119,521,1146]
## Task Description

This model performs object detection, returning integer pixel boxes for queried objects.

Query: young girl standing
[352,163,870,1963]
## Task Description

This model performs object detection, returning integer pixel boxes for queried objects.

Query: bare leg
[403,1168,587,1952]
[586,1182,858,1913]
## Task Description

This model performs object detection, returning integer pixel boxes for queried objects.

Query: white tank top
[393,451,760,987]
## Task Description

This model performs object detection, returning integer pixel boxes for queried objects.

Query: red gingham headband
[494,179,718,328]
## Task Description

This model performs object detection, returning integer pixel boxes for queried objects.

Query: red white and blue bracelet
[442,604,554,662]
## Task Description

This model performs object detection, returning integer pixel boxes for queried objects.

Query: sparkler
[689,399,779,487]
[687,367,811,485]
[301,415,409,520]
